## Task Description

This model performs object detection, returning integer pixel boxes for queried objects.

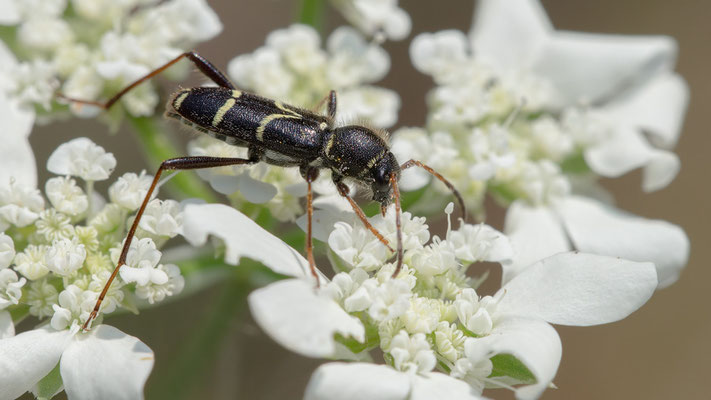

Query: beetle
[60,51,465,330]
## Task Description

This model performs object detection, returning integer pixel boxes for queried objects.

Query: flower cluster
[396,3,687,212]
[0,137,184,336]
[188,23,400,222]
[0,0,221,119]
[181,200,657,399]
[329,0,412,42]
[391,0,689,288]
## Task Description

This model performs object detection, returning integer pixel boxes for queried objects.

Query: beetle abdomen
[170,87,330,161]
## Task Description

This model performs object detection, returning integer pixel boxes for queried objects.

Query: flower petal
[497,252,657,325]
[181,203,316,280]
[248,279,364,358]
[465,316,560,400]
[0,93,36,187]
[306,361,486,400]
[558,196,688,288]
[237,175,278,203]
[0,310,12,339]
[0,327,72,400]
[0,0,20,25]
[642,149,680,192]
[469,0,551,68]
[411,372,486,400]
[532,32,676,108]
[502,201,570,284]
[305,362,409,400]
[601,73,688,149]
[584,125,679,189]
[60,325,154,400]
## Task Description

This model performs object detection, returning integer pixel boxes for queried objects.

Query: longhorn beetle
[61,51,465,331]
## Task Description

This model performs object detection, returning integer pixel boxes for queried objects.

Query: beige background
[29,0,709,399]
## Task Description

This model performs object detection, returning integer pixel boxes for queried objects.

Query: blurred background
[29,0,709,399]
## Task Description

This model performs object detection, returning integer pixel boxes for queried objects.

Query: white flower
[14,244,50,280]
[469,0,688,191]
[0,268,25,309]
[326,26,390,87]
[453,288,499,336]
[504,196,689,288]
[1,58,58,109]
[338,86,400,128]
[45,238,87,276]
[181,203,363,358]
[366,278,412,322]
[87,269,125,315]
[134,263,184,304]
[0,178,44,230]
[47,137,117,181]
[466,124,516,181]
[0,80,36,187]
[25,279,58,318]
[329,221,391,270]
[131,0,222,43]
[137,199,183,238]
[226,24,398,128]
[228,47,294,100]
[330,0,412,41]
[112,237,165,287]
[17,15,74,50]
[450,356,493,394]
[0,325,153,400]
[514,160,571,206]
[266,24,325,75]
[448,223,512,263]
[305,362,484,400]
[0,233,15,269]
[401,297,441,334]
[35,209,75,242]
[434,321,466,364]
[181,202,658,399]
[387,331,436,373]
[109,171,153,211]
[45,176,89,216]
[50,284,95,330]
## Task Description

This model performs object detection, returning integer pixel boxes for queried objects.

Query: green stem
[297,0,326,31]
[129,116,217,202]
[146,260,286,400]
[147,268,251,400]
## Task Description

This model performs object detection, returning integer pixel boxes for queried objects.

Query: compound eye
[374,164,390,186]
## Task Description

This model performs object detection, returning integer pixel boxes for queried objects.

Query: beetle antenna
[390,173,403,277]
[400,159,466,221]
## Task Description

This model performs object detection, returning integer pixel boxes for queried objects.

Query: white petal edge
[248,279,364,358]
[0,327,72,400]
[532,32,676,108]
[411,371,488,400]
[469,0,551,68]
[601,73,689,149]
[61,325,154,400]
[0,310,12,339]
[237,175,278,203]
[584,126,659,178]
[306,362,487,400]
[641,149,680,192]
[0,93,36,187]
[465,316,561,400]
[502,201,570,284]
[305,363,409,400]
[558,196,688,288]
[181,203,319,281]
[497,252,657,325]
